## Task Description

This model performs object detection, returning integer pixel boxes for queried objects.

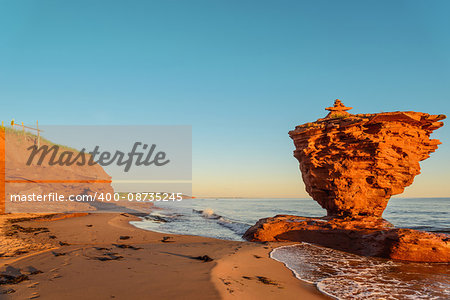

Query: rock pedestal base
[243,215,450,263]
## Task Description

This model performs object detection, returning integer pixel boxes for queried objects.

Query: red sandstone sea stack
[290,99,445,218]
[244,100,449,262]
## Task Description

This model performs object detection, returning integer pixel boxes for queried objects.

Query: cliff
[1,128,113,213]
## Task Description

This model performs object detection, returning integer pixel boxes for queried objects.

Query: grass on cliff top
[4,126,79,152]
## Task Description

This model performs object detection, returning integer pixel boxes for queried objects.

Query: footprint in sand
[62,260,71,266]
[27,282,39,288]
[0,288,16,295]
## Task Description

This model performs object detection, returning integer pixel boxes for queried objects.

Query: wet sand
[0,213,326,299]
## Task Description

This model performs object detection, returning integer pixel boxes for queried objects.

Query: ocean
[131,198,449,299]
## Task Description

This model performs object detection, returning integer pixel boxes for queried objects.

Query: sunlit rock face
[289,100,446,218]
[243,101,449,262]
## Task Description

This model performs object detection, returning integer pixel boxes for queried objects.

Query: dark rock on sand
[22,266,43,275]
[161,236,174,243]
[0,266,29,285]
[193,255,213,262]
[113,244,142,250]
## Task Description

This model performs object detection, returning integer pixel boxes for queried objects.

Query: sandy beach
[1,0,449,298]
[0,213,326,300]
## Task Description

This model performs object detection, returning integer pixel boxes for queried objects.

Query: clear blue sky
[1,0,449,197]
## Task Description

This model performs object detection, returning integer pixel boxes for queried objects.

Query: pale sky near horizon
[0,0,449,198]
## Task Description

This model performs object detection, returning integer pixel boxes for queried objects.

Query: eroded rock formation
[244,100,449,262]
[243,215,450,263]
[289,100,445,218]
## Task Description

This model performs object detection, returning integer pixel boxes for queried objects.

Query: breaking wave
[193,208,250,236]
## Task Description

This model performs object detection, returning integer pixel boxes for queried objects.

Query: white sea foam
[271,243,450,299]
[201,208,217,218]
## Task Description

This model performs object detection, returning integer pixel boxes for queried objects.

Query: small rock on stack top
[325,99,353,119]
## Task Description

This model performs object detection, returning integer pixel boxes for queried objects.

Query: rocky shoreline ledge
[244,215,449,262]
